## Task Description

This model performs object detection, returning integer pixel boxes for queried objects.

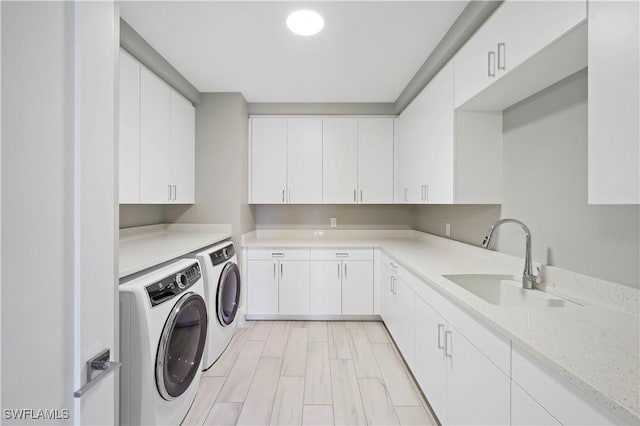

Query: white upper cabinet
[250,118,287,204]
[287,118,322,204]
[454,0,586,110]
[170,90,195,204]
[139,66,172,203]
[357,118,394,204]
[453,15,499,109]
[119,50,195,204]
[119,50,141,204]
[496,1,586,75]
[588,0,639,204]
[323,118,359,204]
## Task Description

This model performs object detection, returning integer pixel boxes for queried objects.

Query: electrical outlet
[445,222,451,237]
[330,217,337,228]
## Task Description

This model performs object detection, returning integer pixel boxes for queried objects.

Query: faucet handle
[533,266,542,283]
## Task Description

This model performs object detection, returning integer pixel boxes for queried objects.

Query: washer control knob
[176,272,188,289]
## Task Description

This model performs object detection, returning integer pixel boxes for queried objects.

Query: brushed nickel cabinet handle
[498,42,506,70]
[444,330,453,358]
[488,51,496,77]
[437,324,445,349]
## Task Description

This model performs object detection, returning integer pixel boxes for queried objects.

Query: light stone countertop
[242,229,640,424]
[119,223,231,278]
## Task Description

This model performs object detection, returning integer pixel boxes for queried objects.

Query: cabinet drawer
[310,248,373,261]
[512,344,625,425]
[247,248,310,260]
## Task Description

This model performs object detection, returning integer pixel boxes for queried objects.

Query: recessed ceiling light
[286,10,324,36]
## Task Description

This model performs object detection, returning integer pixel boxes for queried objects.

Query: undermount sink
[443,274,567,308]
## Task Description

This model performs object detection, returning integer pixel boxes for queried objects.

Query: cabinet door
[496,1,585,76]
[287,118,322,204]
[357,118,394,204]
[453,13,499,108]
[588,0,639,204]
[309,261,342,314]
[278,261,310,315]
[247,260,278,315]
[393,278,416,369]
[251,118,287,204]
[140,67,172,203]
[118,50,140,203]
[422,63,454,204]
[446,328,510,425]
[170,90,195,203]
[511,381,560,426]
[323,118,358,203]
[341,260,373,314]
[414,296,448,423]
[380,265,395,325]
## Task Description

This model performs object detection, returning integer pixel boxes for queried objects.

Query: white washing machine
[119,259,208,426]
[195,241,241,370]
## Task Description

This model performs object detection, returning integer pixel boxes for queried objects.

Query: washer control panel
[146,262,202,307]
[210,243,235,267]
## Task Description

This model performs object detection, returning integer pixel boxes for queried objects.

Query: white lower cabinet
[511,381,560,426]
[247,260,279,315]
[247,248,374,316]
[414,293,509,425]
[309,261,342,314]
[277,261,310,315]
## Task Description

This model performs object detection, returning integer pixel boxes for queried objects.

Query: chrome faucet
[481,218,540,290]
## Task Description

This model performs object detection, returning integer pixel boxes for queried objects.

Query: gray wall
[119,204,164,228]
[495,70,639,288]
[255,205,414,229]
[413,205,501,245]
[164,93,255,254]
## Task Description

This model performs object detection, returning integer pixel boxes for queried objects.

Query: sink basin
[443,274,567,308]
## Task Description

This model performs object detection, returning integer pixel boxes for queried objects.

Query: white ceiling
[120,1,467,103]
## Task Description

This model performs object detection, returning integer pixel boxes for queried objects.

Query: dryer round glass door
[156,292,208,400]
[217,262,241,326]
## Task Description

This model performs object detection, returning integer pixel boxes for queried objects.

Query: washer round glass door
[217,262,241,326]
[156,292,208,400]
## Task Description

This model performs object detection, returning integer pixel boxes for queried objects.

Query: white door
[446,328,510,425]
[170,90,195,203]
[140,66,171,203]
[73,2,118,424]
[309,261,342,314]
[414,296,448,423]
[251,118,287,203]
[393,278,416,369]
[341,261,373,314]
[422,62,454,204]
[287,118,322,203]
[511,381,561,426]
[278,261,310,315]
[496,1,586,76]
[247,260,279,314]
[118,49,140,203]
[357,118,394,204]
[323,118,358,203]
[453,12,499,108]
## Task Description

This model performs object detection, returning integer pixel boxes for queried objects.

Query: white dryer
[119,259,207,426]
[195,241,241,370]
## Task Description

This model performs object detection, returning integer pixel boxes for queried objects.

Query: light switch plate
[330,217,337,228]
[445,222,451,237]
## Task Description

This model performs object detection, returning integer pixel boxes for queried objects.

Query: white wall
[2,2,75,422]
[496,70,639,288]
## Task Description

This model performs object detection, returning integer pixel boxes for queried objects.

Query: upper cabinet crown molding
[119,48,195,205]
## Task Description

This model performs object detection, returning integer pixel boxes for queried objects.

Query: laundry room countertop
[119,223,231,279]
[241,229,640,424]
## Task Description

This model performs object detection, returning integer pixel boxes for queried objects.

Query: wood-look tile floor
[182,321,436,426]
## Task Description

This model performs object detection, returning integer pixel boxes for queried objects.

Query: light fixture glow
[286,10,324,36]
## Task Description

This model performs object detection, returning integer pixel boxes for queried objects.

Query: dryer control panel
[210,243,235,266]
[146,262,202,307]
